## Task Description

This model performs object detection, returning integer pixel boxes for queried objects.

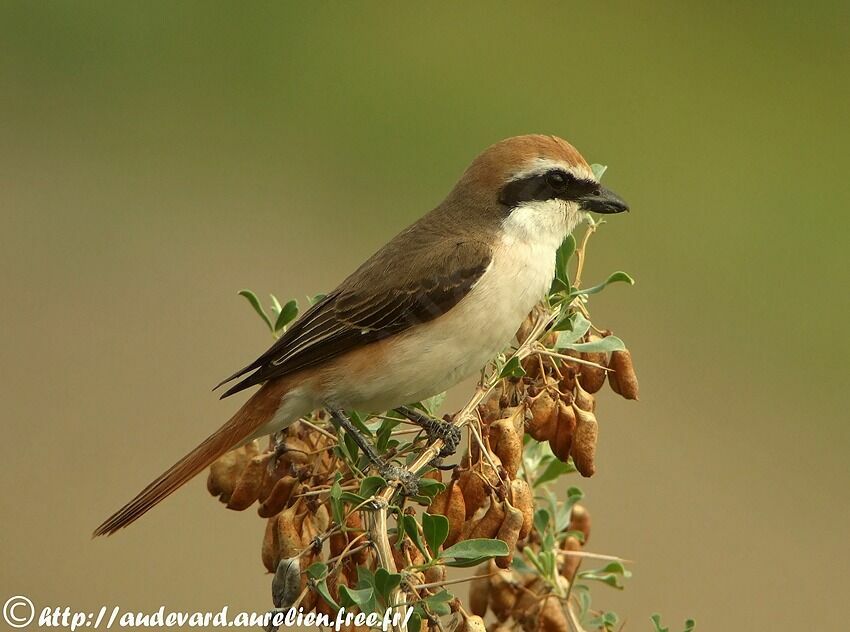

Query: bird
[93,134,628,536]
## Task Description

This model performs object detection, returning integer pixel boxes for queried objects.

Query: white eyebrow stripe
[509,158,596,183]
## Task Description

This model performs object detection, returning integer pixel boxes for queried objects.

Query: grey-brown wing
[217,238,492,398]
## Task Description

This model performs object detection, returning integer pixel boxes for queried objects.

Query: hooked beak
[578,186,629,214]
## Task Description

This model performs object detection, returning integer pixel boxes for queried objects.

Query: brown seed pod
[276,504,304,560]
[469,494,507,540]
[609,348,639,399]
[548,400,576,463]
[573,382,596,413]
[513,576,544,623]
[207,441,260,503]
[570,405,598,477]
[488,563,517,621]
[226,452,271,510]
[428,479,466,546]
[468,562,491,617]
[569,504,591,544]
[577,335,608,393]
[262,516,280,573]
[423,564,445,585]
[489,418,522,478]
[538,595,569,632]
[258,476,299,517]
[527,388,559,441]
[461,614,487,632]
[509,478,534,540]
[495,503,524,568]
[458,456,501,520]
[561,535,582,581]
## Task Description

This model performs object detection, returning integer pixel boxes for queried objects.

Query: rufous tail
[93,379,289,536]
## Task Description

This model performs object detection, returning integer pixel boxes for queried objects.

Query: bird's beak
[578,186,629,214]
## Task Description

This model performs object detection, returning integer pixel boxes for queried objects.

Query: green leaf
[591,163,608,180]
[563,335,626,354]
[314,578,340,612]
[407,613,422,632]
[339,585,374,609]
[499,356,526,379]
[274,299,299,332]
[339,491,367,505]
[373,568,402,601]
[554,313,591,346]
[570,271,635,298]
[329,478,344,526]
[269,294,282,317]
[238,289,274,333]
[441,538,509,561]
[534,457,576,487]
[419,392,446,416]
[423,590,453,616]
[579,561,632,590]
[650,614,695,632]
[305,561,327,580]
[422,513,449,554]
[402,514,429,558]
[416,478,446,499]
[552,234,577,291]
[443,556,494,568]
[359,476,387,498]
[533,508,551,536]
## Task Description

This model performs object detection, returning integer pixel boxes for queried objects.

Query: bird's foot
[396,405,462,457]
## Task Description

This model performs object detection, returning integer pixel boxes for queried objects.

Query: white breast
[327,199,578,412]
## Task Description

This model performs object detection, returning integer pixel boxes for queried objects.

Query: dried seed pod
[461,614,487,632]
[495,503,524,568]
[561,535,582,581]
[577,335,608,393]
[469,494,507,540]
[458,457,501,520]
[428,479,466,546]
[271,557,301,609]
[513,576,544,623]
[489,418,522,478]
[423,564,445,585]
[609,348,639,400]
[488,563,517,621]
[569,504,591,544]
[276,504,303,560]
[262,516,280,573]
[460,495,492,542]
[527,388,558,441]
[570,405,598,477]
[538,595,569,632]
[548,400,576,463]
[468,562,491,617]
[226,452,271,511]
[509,478,534,540]
[573,383,596,413]
[207,441,260,503]
[258,476,299,517]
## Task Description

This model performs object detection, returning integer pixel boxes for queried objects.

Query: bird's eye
[546,171,568,190]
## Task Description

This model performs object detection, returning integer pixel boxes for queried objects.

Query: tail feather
[93,379,289,537]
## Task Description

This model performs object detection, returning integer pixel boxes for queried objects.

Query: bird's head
[446,135,628,244]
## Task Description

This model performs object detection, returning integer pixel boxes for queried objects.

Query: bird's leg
[395,405,462,457]
[327,408,419,496]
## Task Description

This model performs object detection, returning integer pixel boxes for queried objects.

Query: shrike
[94,134,628,536]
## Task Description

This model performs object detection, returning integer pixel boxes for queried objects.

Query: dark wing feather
[217,236,492,398]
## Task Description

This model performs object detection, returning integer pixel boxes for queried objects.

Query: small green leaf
[562,335,626,354]
[402,514,429,558]
[554,313,591,346]
[339,585,374,609]
[570,271,635,297]
[441,538,509,561]
[305,561,328,580]
[533,508,551,536]
[329,478,344,525]
[314,578,340,612]
[591,163,608,180]
[422,513,449,554]
[274,299,299,332]
[499,356,526,379]
[419,392,446,416]
[339,491,367,505]
[534,457,576,487]
[416,478,446,499]
[373,568,402,601]
[238,289,274,333]
[423,590,453,616]
[359,476,387,498]
[552,234,577,292]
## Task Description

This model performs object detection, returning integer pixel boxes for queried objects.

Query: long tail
[93,378,290,537]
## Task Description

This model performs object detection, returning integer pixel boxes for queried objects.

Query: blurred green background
[1,2,848,630]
